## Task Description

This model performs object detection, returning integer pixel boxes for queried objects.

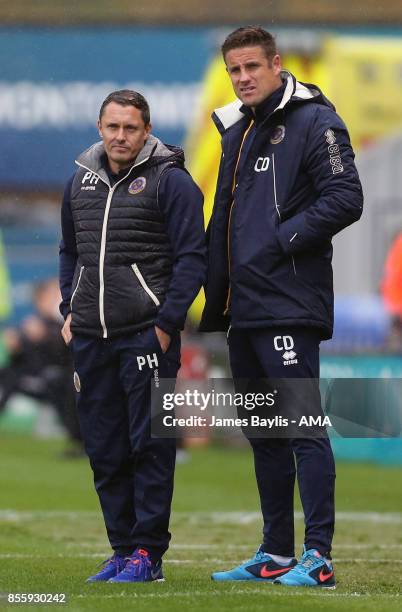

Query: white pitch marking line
[0,553,401,564]
[332,558,402,563]
[333,544,402,549]
[1,510,402,524]
[196,543,402,550]
[64,542,402,551]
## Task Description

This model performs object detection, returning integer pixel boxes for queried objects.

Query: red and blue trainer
[274,547,336,588]
[211,546,297,582]
[108,548,164,583]
[86,553,126,582]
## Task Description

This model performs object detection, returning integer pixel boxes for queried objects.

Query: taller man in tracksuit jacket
[200,27,363,587]
[59,90,206,583]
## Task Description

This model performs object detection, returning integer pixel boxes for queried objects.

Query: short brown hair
[221,26,277,63]
[99,89,150,125]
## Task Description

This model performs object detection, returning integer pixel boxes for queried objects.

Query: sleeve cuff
[277,216,305,255]
[154,317,178,337]
[59,302,71,321]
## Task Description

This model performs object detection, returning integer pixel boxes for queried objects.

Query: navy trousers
[228,327,335,557]
[71,326,181,560]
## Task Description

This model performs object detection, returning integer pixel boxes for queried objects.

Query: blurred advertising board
[0,27,212,188]
[324,36,402,148]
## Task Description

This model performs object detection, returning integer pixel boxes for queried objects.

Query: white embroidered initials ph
[137,353,159,371]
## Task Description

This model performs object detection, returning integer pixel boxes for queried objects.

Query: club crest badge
[325,129,336,145]
[73,371,81,393]
[128,177,146,195]
[270,125,285,144]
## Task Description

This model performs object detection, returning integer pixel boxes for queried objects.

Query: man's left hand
[155,326,171,353]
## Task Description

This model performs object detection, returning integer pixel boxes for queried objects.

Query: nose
[239,67,250,83]
[116,127,126,142]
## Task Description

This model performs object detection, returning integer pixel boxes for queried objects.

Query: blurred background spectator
[0,278,83,457]
[381,232,402,350]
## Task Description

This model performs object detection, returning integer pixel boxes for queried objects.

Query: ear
[97,119,102,138]
[272,54,282,76]
[144,123,152,140]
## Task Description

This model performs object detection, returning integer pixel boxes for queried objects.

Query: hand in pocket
[154,326,171,353]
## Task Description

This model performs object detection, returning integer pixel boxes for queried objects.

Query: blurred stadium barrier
[1,1,402,25]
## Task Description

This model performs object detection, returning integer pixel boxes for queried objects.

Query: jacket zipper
[70,265,84,310]
[224,119,255,315]
[272,153,296,276]
[75,156,150,338]
[224,201,235,315]
[272,153,281,222]
[98,186,116,337]
[131,263,160,306]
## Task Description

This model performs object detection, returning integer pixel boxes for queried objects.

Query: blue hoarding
[0,27,218,188]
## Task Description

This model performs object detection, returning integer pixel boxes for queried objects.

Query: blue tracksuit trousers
[71,326,181,561]
[228,327,335,557]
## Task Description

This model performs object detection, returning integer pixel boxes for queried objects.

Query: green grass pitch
[0,432,401,611]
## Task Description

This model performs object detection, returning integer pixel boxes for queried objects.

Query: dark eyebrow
[228,60,262,72]
[106,122,138,129]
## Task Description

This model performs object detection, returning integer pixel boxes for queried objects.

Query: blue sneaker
[108,548,164,583]
[86,553,126,582]
[211,547,297,581]
[274,547,336,588]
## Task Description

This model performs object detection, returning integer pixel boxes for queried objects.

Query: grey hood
[75,135,184,186]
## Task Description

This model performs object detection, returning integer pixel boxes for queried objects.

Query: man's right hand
[61,313,73,345]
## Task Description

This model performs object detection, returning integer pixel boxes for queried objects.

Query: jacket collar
[241,80,286,124]
[74,135,182,184]
[212,71,318,134]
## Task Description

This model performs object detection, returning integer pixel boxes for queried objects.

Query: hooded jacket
[60,135,206,339]
[200,72,363,339]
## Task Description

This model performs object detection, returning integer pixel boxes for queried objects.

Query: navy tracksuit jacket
[200,73,363,557]
[200,72,363,336]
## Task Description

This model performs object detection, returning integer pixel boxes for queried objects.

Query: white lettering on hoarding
[0,81,201,130]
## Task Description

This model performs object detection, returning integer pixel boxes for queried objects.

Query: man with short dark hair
[59,89,206,583]
[200,26,363,588]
